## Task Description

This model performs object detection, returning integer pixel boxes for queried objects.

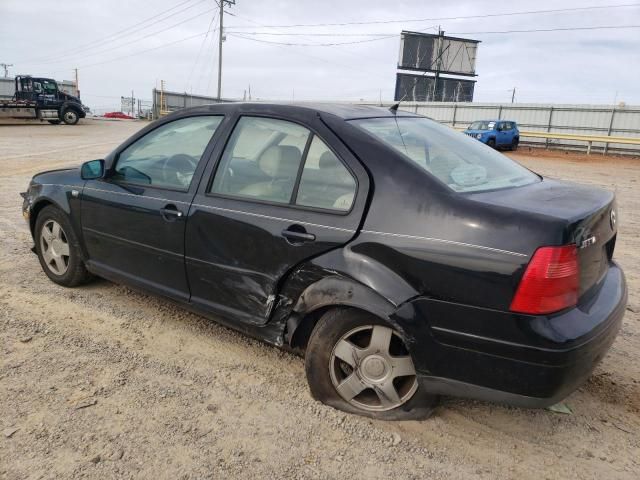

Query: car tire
[48,120,61,125]
[34,205,92,287]
[511,138,519,151]
[305,308,437,420]
[61,108,79,125]
[487,138,496,149]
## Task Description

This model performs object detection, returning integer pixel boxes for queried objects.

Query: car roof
[172,102,421,120]
[473,119,516,123]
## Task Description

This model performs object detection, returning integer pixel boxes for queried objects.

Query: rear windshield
[350,117,539,193]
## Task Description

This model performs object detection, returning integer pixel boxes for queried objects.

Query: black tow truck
[0,75,89,125]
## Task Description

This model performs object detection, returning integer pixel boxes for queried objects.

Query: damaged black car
[21,103,627,419]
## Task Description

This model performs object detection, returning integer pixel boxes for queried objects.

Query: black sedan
[21,103,627,420]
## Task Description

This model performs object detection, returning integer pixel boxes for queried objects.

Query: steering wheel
[162,154,197,187]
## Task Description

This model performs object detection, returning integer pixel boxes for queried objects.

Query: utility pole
[131,90,135,118]
[74,68,79,97]
[431,27,444,102]
[217,1,236,101]
[0,63,13,78]
[511,87,516,103]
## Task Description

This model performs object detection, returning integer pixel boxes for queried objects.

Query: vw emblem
[610,209,617,229]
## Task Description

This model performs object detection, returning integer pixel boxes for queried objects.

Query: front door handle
[282,227,316,243]
[160,204,183,221]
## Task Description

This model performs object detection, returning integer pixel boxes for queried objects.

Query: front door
[81,114,224,301]
[185,112,369,325]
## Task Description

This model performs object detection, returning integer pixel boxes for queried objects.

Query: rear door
[185,109,369,325]
[81,114,225,301]
[497,122,513,146]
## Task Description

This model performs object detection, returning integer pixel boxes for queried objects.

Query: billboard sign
[398,31,479,77]
[394,73,475,102]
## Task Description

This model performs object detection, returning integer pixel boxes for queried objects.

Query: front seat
[238,145,302,202]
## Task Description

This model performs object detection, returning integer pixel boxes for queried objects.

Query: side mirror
[81,159,105,180]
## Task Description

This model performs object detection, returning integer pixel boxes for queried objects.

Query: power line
[229,24,640,47]
[21,0,206,64]
[74,30,210,70]
[218,9,399,90]
[224,3,640,29]
[186,13,219,91]
[449,25,640,35]
[227,32,398,47]
[25,6,215,67]
[226,32,399,36]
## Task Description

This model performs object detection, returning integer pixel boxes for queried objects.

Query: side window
[210,117,310,204]
[296,136,356,212]
[114,115,223,190]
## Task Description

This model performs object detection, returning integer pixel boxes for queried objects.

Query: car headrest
[258,145,301,178]
[319,151,339,170]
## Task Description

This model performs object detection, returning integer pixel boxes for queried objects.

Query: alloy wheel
[40,219,70,275]
[329,325,418,412]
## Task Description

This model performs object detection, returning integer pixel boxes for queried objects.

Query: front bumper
[21,192,32,222]
[394,263,627,408]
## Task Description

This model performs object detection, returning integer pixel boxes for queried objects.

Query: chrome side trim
[185,256,277,280]
[83,227,183,258]
[40,183,80,189]
[38,184,355,233]
[360,230,528,257]
[191,203,356,233]
[83,186,192,205]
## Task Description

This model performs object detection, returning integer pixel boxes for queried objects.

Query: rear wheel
[511,137,519,151]
[34,206,92,287]
[305,308,437,420]
[61,108,79,125]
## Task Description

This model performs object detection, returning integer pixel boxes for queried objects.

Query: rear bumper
[394,263,627,408]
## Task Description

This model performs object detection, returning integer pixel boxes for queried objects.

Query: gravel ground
[1,119,639,480]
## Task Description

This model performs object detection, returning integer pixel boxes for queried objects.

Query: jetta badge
[580,236,597,249]
[610,209,617,229]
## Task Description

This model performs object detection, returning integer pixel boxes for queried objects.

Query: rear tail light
[510,245,579,315]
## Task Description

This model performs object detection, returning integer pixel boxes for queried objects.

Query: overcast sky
[1,0,638,112]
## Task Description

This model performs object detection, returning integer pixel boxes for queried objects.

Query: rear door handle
[282,227,315,243]
[160,204,183,221]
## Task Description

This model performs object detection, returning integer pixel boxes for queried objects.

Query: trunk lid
[470,178,617,297]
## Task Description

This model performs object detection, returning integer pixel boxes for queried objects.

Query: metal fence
[150,91,640,155]
[151,89,233,119]
[365,101,640,155]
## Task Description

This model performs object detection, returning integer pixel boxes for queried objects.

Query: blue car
[464,120,520,150]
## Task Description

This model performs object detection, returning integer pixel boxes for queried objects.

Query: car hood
[464,129,491,135]
[32,167,81,185]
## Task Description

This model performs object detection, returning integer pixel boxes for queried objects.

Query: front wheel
[305,308,437,420]
[61,108,79,125]
[486,138,496,149]
[34,206,92,287]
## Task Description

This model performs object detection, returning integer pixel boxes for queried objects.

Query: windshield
[350,117,539,193]
[468,121,495,131]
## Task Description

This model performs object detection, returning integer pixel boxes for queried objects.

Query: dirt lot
[1,119,639,479]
